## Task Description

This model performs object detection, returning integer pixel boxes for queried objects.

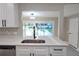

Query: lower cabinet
[16,46,67,56]
[16,46,49,56]
[33,47,49,56]
[16,49,31,56]
[49,47,67,56]
[16,46,32,56]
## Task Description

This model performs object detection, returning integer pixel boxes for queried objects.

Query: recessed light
[22,11,40,17]
[30,13,34,16]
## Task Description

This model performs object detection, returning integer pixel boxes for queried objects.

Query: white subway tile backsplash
[0,28,19,37]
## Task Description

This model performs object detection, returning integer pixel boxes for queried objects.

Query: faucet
[33,26,36,39]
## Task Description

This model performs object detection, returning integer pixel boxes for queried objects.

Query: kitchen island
[0,37,68,56]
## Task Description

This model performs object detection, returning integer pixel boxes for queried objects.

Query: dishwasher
[0,45,16,56]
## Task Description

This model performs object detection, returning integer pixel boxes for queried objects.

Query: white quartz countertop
[0,37,68,46]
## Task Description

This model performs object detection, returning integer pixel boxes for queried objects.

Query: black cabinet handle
[30,53,34,56]
[50,53,52,56]
[2,20,3,27]
[4,20,6,27]
[2,20,6,27]
[33,53,34,56]
[30,53,31,56]
[54,49,63,51]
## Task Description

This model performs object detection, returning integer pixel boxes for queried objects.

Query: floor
[67,46,79,56]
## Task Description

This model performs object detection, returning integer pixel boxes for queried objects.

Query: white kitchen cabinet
[0,4,6,27]
[16,46,67,56]
[16,46,33,56]
[0,4,2,27]
[0,3,19,27]
[16,46,49,56]
[33,47,49,56]
[49,47,67,56]
[16,48,31,56]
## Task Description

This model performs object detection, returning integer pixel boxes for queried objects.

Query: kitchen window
[23,23,54,38]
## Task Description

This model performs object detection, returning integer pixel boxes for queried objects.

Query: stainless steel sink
[21,39,45,43]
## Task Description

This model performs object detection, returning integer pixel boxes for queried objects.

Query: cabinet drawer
[50,47,67,56]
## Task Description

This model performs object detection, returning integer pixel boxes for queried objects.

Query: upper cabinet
[0,3,19,28]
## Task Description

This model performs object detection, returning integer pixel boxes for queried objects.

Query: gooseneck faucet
[33,26,36,39]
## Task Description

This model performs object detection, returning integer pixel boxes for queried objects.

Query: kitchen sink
[21,39,45,43]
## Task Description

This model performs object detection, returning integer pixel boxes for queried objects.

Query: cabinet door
[0,4,2,27]
[6,4,19,27]
[16,49,31,56]
[1,4,7,21]
[0,4,7,27]
[6,4,14,27]
[0,4,19,28]
[33,47,49,56]
[16,46,31,56]
[49,47,67,56]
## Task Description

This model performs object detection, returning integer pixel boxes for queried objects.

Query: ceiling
[22,11,60,17]
[19,3,64,11]
[64,4,79,17]
[19,3,79,17]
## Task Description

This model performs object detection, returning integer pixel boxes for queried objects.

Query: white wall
[18,3,64,40]
[19,3,64,11]
[64,4,79,17]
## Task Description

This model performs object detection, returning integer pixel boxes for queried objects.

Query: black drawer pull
[50,53,52,56]
[2,20,6,27]
[30,53,31,56]
[54,49,63,51]
[33,53,34,56]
